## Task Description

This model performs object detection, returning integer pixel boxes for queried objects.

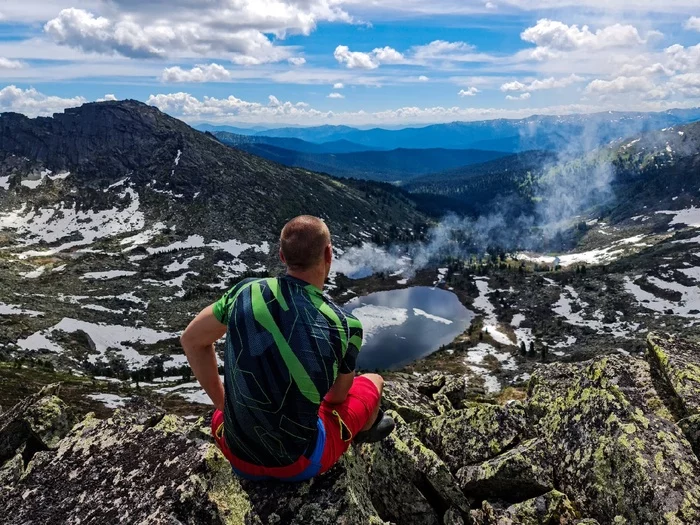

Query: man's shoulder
[321,295,363,328]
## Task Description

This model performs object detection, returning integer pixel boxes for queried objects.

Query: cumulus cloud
[328,92,345,98]
[288,57,307,66]
[584,76,654,95]
[458,87,480,96]
[506,92,531,100]
[0,85,86,116]
[97,94,118,102]
[665,43,700,73]
[418,75,429,81]
[685,16,700,32]
[522,19,647,51]
[0,58,23,69]
[670,73,700,97]
[519,19,657,63]
[136,90,700,126]
[333,45,404,69]
[161,64,233,83]
[500,74,584,92]
[372,46,405,64]
[619,62,674,77]
[411,40,477,62]
[146,91,323,121]
[43,2,352,64]
[333,82,345,89]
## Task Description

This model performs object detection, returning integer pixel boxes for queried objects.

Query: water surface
[344,287,474,370]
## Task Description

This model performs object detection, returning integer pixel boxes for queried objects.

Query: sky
[0,1,698,127]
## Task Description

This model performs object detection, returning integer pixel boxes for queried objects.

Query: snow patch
[87,393,132,409]
[81,270,137,280]
[413,308,453,325]
[2,188,145,256]
[0,303,42,317]
[350,305,409,341]
[657,207,700,228]
[17,318,182,369]
[473,277,514,346]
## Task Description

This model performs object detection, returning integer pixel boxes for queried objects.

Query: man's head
[279,216,332,279]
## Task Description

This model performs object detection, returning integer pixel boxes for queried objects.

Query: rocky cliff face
[2,332,700,525]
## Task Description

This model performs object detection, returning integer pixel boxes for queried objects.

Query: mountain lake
[344,286,474,371]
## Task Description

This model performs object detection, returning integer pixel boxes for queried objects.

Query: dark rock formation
[3,332,700,524]
[0,100,424,247]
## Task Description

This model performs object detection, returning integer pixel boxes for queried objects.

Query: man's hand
[324,372,355,404]
[181,305,227,411]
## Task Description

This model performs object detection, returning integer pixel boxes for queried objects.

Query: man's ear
[325,244,333,264]
[279,248,287,265]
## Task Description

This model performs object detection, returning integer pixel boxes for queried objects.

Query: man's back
[213,275,362,467]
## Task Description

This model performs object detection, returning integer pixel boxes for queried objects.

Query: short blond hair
[280,216,331,271]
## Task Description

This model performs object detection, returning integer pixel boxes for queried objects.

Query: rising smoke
[335,120,621,278]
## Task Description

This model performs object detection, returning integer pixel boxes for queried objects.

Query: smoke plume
[335,120,623,279]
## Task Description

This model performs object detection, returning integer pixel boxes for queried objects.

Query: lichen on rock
[4,336,700,524]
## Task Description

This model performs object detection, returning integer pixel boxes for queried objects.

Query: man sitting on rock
[181,215,395,481]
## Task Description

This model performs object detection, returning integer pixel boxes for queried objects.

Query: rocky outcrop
[3,333,700,524]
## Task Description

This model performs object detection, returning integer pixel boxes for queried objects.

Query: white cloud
[670,73,700,97]
[145,89,700,126]
[501,80,527,92]
[97,94,118,102]
[458,87,480,96]
[0,85,86,116]
[161,63,233,83]
[506,92,531,100]
[411,40,478,62]
[584,76,654,95]
[146,91,322,120]
[485,2,497,9]
[418,75,429,81]
[619,63,674,77]
[373,46,405,64]
[334,45,378,69]
[500,74,584,92]
[328,92,345,98]
[288,57,307,66]
[665,43,700,73]
[0,58,23,69]
[522,20,645,51]
[333,45,404,69]
[43,2,353,65]
[520,19,655,63]
[685,17,700,32]
[333,82,345,89]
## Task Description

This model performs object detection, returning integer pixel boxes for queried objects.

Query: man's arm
[324,371,355,404]
[180,305,227,411]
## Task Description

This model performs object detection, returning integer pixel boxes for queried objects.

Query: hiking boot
[353,409,396,444]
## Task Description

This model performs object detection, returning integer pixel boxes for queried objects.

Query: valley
[1,100,699,422]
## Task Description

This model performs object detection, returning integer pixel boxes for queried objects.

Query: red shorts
[211,376,380,480]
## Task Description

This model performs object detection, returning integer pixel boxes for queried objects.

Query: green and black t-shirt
[213,275,363,467]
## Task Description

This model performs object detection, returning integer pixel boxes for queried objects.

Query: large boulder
[414,401,529,474]
[528,355,700,524]
[357,411,470,524]
[5,344,700,524]
[0,384,75,465]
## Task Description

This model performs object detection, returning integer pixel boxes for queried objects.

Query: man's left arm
[181,305,227,410]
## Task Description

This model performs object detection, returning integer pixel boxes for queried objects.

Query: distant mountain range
[213,131,508,182]
[211,131,380,155]
[196,108,700,154]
